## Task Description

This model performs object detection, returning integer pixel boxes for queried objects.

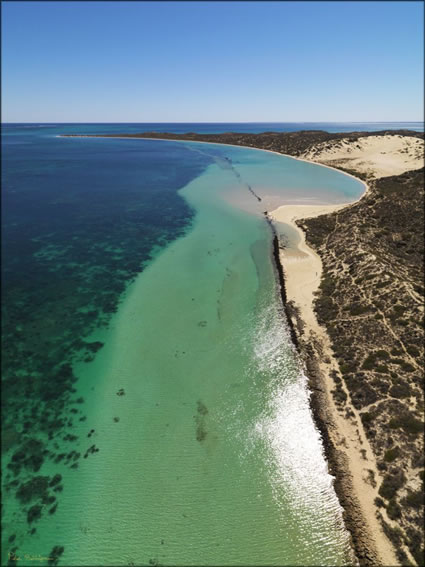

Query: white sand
[301,134,424,179]
[271,202,399,566]
[270,203,348,329]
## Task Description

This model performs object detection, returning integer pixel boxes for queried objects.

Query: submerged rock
[16,476,50,504]
[197,400,208,416]
[49,474,62,487]
[48,545,64,565]
[27,504,42,523]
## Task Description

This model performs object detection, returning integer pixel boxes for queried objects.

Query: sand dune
[301,134,424,179]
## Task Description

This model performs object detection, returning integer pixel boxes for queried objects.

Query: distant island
[62,129,424,566]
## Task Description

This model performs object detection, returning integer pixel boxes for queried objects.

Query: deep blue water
[3,121,424,135]
[2,126,216,560]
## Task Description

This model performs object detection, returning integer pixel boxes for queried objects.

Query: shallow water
[2,129,364,566]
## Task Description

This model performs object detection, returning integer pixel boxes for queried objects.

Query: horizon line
[3,120,424,125]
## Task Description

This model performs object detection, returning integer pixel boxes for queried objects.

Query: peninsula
[62,129,424,566]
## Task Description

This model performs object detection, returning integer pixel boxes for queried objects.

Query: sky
[1,1,424,122]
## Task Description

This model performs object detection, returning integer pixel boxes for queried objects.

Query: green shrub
[362,350,390,371]
[350,303,369,315]
[403,490,424,509]
[340,362,356,374]
[333,388,347,403]
[389,383,411,398]
[374,497,385,508]
[316,296,335,316]
[384,447,400,462]
[408,529,425,566]
[411,546,424,566]
[378,471,406,500]
[406,345,420,357]
[320,277,335,294]
[393,305,407,316]
[387,498,402,520]
[381,520,404,548]
[389,415,423,435]
[375,350,390,359]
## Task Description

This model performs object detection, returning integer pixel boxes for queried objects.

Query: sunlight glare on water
[250,301,356,563]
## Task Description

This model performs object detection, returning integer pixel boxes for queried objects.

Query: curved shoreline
[58,133,369,196]
[59,133,392,564]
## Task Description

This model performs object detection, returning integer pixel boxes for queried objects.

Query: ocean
[1,123,386,565]
[3,121,424,135]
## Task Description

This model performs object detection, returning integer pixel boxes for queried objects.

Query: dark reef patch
[48,546,64,565]
[16,476,50,504]
[195,400,209,442]
[27,505,42,524]
[2,127,214,551]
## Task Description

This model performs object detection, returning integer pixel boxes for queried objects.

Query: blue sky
[2,1,423,122]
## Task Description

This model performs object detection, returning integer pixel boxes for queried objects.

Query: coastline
[60,145,357,565]
[58,133,371,187]
[265,133,422,566]
[268,199,399,566]
[59,133,400,564]
[132,136,399,565]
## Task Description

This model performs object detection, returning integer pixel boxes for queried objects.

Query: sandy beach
[269,135,424,565]
[301,134,424,178]
[270,199,400,566]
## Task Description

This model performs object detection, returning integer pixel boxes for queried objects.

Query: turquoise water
[2,132,364,566]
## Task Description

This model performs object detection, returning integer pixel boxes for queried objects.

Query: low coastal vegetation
[301,166,424,566]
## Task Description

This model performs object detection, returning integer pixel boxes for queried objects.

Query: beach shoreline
[268,197,401,566]
[58,133,371,188]
[59,132,419,565]
[58,133,388,563]
[132,135,402,565]
[265,134,422,565]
